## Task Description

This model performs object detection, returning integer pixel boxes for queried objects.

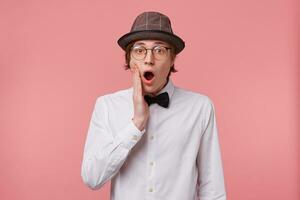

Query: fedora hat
[117,11,185,54]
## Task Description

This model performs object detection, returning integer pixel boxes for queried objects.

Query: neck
[148,78,169,97]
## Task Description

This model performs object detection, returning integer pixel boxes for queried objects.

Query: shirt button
[150,135,154,140]
[148,188,154,192]
[132,135,138,141]
[149,161,154,166]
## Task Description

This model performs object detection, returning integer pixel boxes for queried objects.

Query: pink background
[1,0,299,199]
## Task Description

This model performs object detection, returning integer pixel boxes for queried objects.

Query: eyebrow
[134,41,168,46]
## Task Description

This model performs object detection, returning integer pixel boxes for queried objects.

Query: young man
[81,11,227,200]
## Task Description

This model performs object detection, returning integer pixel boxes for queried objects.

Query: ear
[171,59,175,67]
[169,59,175,69]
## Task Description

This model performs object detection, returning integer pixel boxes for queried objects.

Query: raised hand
[131,64,149,131]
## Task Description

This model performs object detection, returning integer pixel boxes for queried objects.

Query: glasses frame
[130,45,172,61]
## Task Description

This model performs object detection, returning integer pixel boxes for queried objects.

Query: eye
[153,46,166,54]
[133,46,146,54]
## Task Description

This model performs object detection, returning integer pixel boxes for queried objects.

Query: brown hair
[123,41,178,78]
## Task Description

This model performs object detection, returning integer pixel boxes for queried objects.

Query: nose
[144,49,154,66]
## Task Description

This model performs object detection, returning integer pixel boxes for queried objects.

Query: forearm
[81,97,146,190]
[81,120,145,189]
[197,99,226,200]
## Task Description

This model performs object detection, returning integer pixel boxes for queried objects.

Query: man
[81,11,226,200]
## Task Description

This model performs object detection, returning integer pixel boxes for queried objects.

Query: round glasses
[131,45,172,60]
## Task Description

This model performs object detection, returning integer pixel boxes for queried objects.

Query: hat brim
[117,30,185,54]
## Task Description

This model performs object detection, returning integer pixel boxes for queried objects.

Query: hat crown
[117,11,185,54]
[131,12,173,33]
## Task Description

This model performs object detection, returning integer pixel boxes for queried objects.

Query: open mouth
[143,71,155,81]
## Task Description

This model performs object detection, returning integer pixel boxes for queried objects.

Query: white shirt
[81,79,226,200]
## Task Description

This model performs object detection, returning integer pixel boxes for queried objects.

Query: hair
[123,41,178,79]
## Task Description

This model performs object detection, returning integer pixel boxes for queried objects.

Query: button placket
[132,135,138,141]
[146,106,157,196]
[149,135,154,140]
[146,131,155,192]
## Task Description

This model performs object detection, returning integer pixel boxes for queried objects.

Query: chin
[143,86,158,95]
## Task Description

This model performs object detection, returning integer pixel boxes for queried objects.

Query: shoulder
[174,86,214,109]
[175,87,217,127]
[96,87,131,102]
[88,88,132,110]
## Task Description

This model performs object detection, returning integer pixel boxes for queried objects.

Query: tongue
[145,72,154,80]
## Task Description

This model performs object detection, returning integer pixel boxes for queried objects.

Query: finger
[135,66,143,96]
[130,64,135,73]
[132,64,140,97]
[132,67,137,96]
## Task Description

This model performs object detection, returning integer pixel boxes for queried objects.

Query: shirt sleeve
[197,99,227,200]
[81,96,146,190]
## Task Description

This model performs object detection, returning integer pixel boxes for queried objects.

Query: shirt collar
[156,78,175,100]
[128,78,175,101]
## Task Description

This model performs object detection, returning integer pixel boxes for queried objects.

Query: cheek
[163,67,171,75]
[159,62,172,76]
[156,67,170,82]
[129,60,137,70]
[129,54,136,67]
[129,57,134,67]
[129,56,142,68]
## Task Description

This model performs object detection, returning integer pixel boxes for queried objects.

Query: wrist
[132,117,145,131]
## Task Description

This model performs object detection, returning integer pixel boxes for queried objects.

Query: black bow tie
[144,92,169,108]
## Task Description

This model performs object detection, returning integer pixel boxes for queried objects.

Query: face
[129,40,174,96]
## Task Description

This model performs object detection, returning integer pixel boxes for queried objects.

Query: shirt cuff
[115,119,146,150]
